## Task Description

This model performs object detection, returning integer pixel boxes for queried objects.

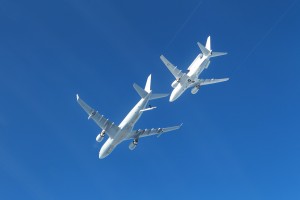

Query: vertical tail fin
[205,36,211,51]
[145,74,151,93]
[133,74,168,100]
[197,42,210,56]
[197,36,227,57]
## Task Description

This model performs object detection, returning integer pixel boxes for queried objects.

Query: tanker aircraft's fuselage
[99,94,150,158]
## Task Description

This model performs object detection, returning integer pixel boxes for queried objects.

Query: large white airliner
[77,75,181,159]
[160,36,229,102]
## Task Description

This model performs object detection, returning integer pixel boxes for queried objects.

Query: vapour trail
[164,0,204,50]
[230,0,298,76]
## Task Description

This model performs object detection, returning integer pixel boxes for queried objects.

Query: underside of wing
[160,55,184,79]
[76,94,120,139]
[127,124,182,140]
[200,78,229,86]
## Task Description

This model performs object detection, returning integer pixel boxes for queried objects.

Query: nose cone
[169,86,182,102]
[99,150,108,159]
[99,142,109,159]
[169,92,178,102]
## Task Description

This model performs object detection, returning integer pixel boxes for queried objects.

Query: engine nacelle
[96,130,105,142]
[129,139,138,150]
[171,80,179,88]
[191,86,200,94]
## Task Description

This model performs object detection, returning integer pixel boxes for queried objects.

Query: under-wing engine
[96,130,105,142]
[191,85,200,94]
[171,80,179,88]
[129,139,138,150]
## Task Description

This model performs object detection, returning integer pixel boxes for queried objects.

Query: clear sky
[0,0,300,199]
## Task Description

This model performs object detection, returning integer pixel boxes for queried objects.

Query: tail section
[133,83,148,98]
[197,36,227,57]
[205,36,211,51]
[150,93,169,100]
[133,74,168,100]
[145,74,151,93]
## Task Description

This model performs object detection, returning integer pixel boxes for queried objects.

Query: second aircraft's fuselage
[169,54,210,102]
[99,94,150,159]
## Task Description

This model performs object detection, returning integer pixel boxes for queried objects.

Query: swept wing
[76,94,120,139]
[126,124,182,139]
[200,78,229,85]
[160,55,184,79]
[189,78,229,88]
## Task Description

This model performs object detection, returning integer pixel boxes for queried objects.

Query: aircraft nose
[99,151,107,159]
[169,90,179,102]
[99,148,108,159]
[169,94,176,102]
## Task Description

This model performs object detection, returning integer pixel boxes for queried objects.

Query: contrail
[230,0,298,76]
[165,0,204,50]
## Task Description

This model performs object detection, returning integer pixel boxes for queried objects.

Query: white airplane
[160,36,229,102]
[76,75,182,159]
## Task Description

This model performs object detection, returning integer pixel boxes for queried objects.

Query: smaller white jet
[160,36,229,102]
[77,75,182,159]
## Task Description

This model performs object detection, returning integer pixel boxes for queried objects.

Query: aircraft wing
[200,78,229,85]
[160,55,184,79]
[76,94,120,139]
[126,124,182,140]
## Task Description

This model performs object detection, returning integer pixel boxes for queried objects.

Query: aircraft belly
[170,85,185,102]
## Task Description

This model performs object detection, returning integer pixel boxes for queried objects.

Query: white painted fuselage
[170,54,210,102]
[99,94,151,159]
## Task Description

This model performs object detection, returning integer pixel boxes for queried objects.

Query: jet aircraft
[77,75,182,159]
[160,36,229,102]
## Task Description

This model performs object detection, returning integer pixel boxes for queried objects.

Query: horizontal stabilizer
[197,42,210,56]
[134,74,168,100]
[211,52,227,57]
[133,83,148,98]
[150,93,169,100]
[198,36,227,58]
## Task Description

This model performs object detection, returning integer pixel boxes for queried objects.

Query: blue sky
[0,0,299,199]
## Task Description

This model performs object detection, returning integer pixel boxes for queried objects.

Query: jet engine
[171,80,179,88]
[96,130,105,142]
[191,85,200,94]
[129,139,138,150]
